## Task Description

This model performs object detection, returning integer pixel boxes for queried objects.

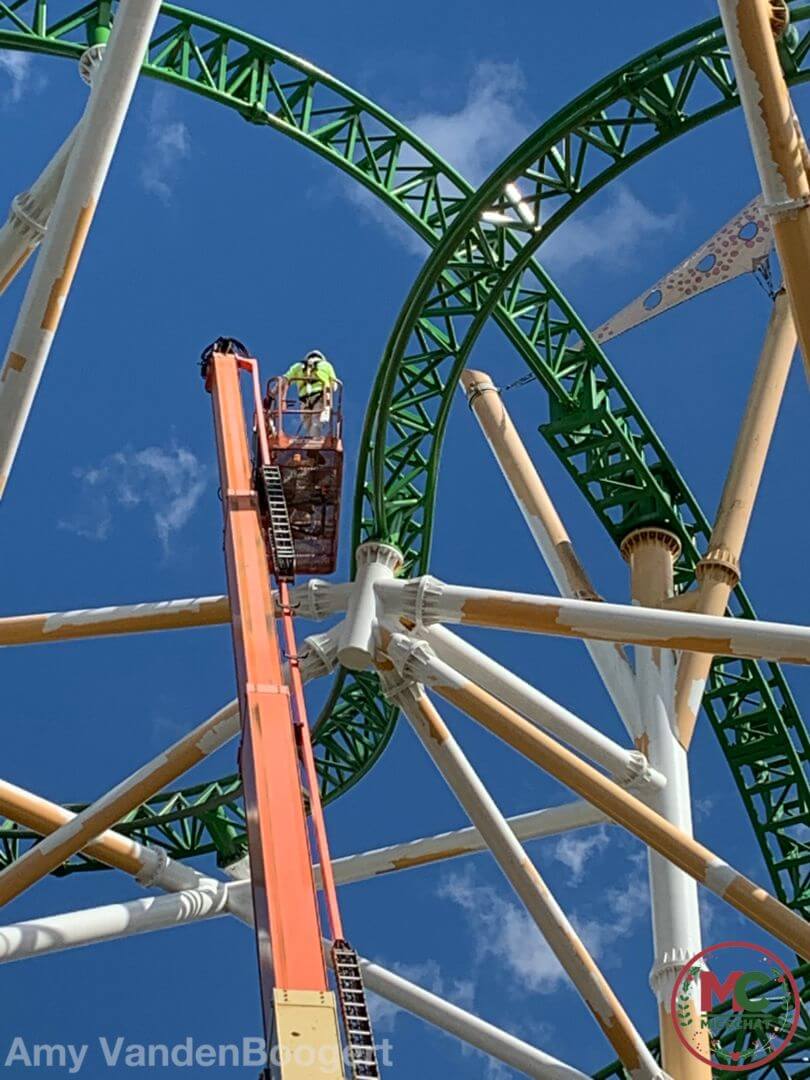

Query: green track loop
[0,0,478,821]
[1,3,809,1076]
[355,3,810,933]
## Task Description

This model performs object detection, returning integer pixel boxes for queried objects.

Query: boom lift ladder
[202,339,379,1079]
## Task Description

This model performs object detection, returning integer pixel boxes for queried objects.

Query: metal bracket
[762,193,810,220]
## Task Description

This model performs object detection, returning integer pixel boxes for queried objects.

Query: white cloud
[551,827,610,884]
[572,874,650,962]
[541,186,680,275]
[408,62,529,186]
[0,50,44,104]
[141,90,191,203]
[59,442,207,554]
[438,866,568,993]
[438,862,650,994]
[347,61,530,255]
[483,1061,515,1080]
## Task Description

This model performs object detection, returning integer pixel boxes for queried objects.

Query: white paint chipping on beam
[320,799,612,886]
[703,858,739,897]
[377,577,810,664]
[41,597,224,633]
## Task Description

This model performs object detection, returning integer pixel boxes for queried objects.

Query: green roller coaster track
[1,5,809,1071]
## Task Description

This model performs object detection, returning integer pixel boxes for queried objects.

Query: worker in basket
[284,349,338,437]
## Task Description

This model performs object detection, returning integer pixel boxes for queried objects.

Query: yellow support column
[715,0,810,383]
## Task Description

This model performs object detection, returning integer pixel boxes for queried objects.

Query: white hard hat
[304,349,325,364]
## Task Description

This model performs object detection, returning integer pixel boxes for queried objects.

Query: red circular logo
[671,941,800,1071]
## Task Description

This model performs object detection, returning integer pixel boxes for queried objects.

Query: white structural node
[338,540,403,669]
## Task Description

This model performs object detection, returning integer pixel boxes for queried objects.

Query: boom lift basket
[262,376,344,576]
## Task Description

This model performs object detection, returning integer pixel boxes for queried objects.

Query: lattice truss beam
[0,6,808,1074]
[0,0,805,946]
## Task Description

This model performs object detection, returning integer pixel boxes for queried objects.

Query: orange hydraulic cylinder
[207,352,327,1020]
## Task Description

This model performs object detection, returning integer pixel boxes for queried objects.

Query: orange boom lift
[201,338,376,1080]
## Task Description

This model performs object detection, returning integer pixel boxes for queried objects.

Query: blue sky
[0,1,808,1076]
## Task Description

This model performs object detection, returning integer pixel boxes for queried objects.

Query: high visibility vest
[284,360,337,399]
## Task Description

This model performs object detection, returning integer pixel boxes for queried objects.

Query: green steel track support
[1,4,809,1074]
[353,5,810,937]
[0,776,246,872]
[0,3,807,981]
[0,0,478,816]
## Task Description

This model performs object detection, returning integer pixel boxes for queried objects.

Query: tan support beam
[0,595,230,646]
[715,0,810,383]
[675,290,796,746]
[386,673,666,1079]
[385,638,810,959]
[0,779,142,877]
[440,679,808,956]
[461,371,600,601]
[0,702,240,905]
[380,577,810,664]
[0,776,234,900]
[460,369,640,735]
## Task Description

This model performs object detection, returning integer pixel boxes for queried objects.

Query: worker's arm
[284,364,302,381]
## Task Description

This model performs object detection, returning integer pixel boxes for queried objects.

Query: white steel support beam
[0,44,106,295]
[0,0,163,497]
[621,530,709,1079]
[715,0,810,382]
[0,880,591,1080]
[0,775,605,902]
[2,768,606,899]
[350,953,591,1080]
[319,799,612,887]
[0,47,110,296]
[338,542,402,669]
[378,577,810,665]
[383,632,810,959]
[0,128,79,296]
[461,370,641,735]
[422,623,662,790]
[0,883,241,962]
[0,43,109,297]
[381,665,667,1079]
